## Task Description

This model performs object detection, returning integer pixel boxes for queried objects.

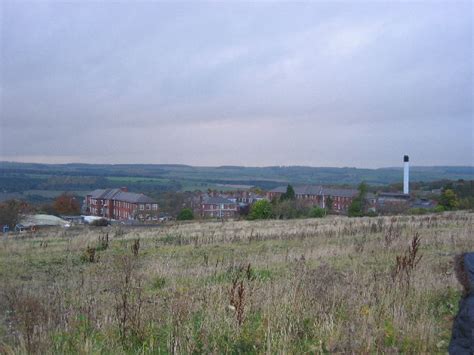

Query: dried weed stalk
[113,254,144,342]
[4,288,48,353]
[384,222,402,247]
[228,263,255,326]
[131,239,140,257]
[391,233,422,291]
[81,245,96,263]
[97,232,109,251]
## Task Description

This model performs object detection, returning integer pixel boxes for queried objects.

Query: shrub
[177,208,194,221]
[434,205,445,213]
[273,200,308,219]
[308,206,326,218]
[348,198,363,217]
[248,200,273,220]
[90,218,108,227]
[439,188,459,210]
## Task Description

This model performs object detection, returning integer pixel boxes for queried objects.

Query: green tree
[439,189,459,210]
[458,197,474,210]
[358,182,368,196]
[348,198,363,217]
[348,182,368,217]
[177,208,194,221]
[280,184,296,201]
[325,196,333,213]
[0,200,22,228]
[248,200,273,220]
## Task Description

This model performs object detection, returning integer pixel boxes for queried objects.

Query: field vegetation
[0,212,472,353]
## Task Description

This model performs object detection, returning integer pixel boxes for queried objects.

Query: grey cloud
[0,1,472,167]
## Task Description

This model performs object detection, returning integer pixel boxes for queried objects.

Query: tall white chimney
[403,155,409,195]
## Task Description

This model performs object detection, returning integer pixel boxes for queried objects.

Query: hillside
[1,162,472,194]
[0,212,470,352]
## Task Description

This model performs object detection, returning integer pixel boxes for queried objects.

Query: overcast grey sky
[0,1,472,167]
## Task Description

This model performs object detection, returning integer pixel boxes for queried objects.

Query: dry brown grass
[0,211,472,353]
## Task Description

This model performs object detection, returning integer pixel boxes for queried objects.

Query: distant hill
[1,161,472,188]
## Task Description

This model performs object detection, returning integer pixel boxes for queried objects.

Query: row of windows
[205,211,235,217]
[114,209,131,219]
[91,200,158,211]
[332,196,350,201]
[116,201,132,208]
[292,195,353,201]
[202,204,236,210]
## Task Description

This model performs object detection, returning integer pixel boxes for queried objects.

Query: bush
[248,200,273,220]
[308,206,326,218]
[439,189,459,210]
[348,198,363,217]
[90,218,109,227]
[434,205,445,213]
[177,208,194,221]
[273,200,308,219]
[365,210,378,217]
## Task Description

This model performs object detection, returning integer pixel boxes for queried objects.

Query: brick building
[267,185,373,213]
[85,188,158,221]
[226,190,265,204]
[375,192,410,214]
[200,196,238,219]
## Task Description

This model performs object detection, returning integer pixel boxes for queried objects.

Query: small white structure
[20,214,70,228]
[83,215,105,224]
[403,155,409,195]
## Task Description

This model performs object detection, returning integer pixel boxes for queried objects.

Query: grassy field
[0,212,472,353]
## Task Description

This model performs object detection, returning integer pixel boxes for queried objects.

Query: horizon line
[1,160,473,170]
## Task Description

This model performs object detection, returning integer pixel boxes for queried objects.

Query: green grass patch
[149,276,166,291]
